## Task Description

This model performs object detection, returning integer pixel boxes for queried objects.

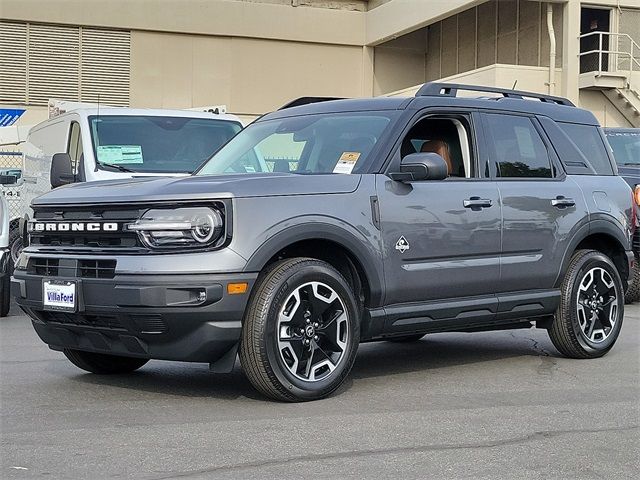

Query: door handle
[551,196,576,208]
[464,197,493,209]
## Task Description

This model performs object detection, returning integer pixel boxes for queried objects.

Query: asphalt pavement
[1,301,638,479]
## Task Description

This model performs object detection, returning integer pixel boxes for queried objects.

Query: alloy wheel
[576,267,619,343]
[277,281,349,382]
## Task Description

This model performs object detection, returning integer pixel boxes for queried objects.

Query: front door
[378,114,502,308]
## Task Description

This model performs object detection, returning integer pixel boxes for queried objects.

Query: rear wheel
[63,349,148,374]
[240,258,360,402]
[548,249,624,359]
[624,253,640,304]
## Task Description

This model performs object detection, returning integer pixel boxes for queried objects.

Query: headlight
[128,207,224,249]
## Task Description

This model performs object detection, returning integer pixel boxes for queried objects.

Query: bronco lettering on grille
[28,222,119,232]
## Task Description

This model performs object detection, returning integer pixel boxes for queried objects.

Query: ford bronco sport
[12,83,635,401]
[604,127,640,303]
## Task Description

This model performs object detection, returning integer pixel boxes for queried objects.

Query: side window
[67,122,83,174]
[400,116,473,178]
[485,114,553,178]
[559,123,613,175]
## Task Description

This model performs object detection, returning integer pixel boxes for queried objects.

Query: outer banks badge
[395,236,409,253]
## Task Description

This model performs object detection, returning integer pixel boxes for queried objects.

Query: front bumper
[12,268,258,363]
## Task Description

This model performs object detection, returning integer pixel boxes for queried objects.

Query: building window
[0,21,130,107]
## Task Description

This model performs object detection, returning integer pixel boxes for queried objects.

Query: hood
[32,173,362,206]
[617,166,640,187]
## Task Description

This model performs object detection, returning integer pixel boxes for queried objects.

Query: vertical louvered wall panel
[28,24,80,105]
[0,22,28,103]
[0,22,130,106]
[81,28,130,106]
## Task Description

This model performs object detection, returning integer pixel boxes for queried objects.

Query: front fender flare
[243,220,384,307]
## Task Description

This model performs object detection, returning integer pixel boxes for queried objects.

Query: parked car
[604,127,640,303]
[2,107,243,265]
[13,83,634,401]
[0,183,11,317]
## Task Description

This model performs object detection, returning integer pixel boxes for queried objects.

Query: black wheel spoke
[302,285,332,319]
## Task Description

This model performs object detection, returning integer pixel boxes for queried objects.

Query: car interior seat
[420,139,453,175]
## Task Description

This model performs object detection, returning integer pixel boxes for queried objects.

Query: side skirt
[361,289,560,341]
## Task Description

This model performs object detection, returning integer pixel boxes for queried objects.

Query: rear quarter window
[558,123,614,175]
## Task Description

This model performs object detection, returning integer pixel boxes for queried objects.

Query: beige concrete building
[1,0,640,127]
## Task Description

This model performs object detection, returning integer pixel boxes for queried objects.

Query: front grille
[78,259,117,279]
[39,311,125,330]
[131,315,168,334]
[31,258,60,276]
[30,207,144,254]
[38,311,168,335]
[634,230,640,253]
[28,258,117,278]
[32,234,138,250]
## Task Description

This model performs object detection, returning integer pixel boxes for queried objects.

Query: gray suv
[12,83,635,401]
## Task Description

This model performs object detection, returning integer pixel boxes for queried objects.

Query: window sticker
[333,151,361,174]
[97,145,144,164]
[514,126,536,159]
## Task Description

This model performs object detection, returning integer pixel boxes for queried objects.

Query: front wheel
[239,258,360,402]
[63,349,148,374]
[548,249,624,359]
[9,225,22,265]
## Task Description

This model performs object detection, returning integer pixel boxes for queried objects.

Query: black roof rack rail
[278,97,344,110]
[415,82,575,107]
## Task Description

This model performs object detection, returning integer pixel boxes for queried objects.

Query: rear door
[482,112,588,293]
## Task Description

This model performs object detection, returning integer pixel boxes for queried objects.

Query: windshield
[196,112,395,176]
[89,115,242,173]
[605,131,640,166]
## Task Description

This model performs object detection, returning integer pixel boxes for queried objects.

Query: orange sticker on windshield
[339,152,361,163]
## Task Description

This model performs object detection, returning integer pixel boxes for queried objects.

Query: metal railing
[579,31,640,90]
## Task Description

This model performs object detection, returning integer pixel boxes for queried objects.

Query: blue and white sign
[0,109,26,127]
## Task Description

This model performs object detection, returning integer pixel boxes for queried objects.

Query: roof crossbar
[415,82,575,107]
[278,97,344,110]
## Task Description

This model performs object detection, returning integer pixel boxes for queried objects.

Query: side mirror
[50,153,75,188]
[390,152,449,182]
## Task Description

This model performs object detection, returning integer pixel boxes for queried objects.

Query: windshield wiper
[99,162,136,173]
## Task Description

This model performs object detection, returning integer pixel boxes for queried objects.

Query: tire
[0,272,10,317]
[8,225,22,265]
[63,349,148,374]
[239,258,360,402]
[548,249,624,359]
[624,253,640,304]
[386,334,425,343]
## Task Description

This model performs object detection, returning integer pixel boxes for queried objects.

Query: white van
[6,107,243,261]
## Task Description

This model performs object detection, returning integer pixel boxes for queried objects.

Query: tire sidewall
[567,252,624,354]
[262,263,360,400]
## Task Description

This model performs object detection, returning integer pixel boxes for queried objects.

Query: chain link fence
[0,148,26,222]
